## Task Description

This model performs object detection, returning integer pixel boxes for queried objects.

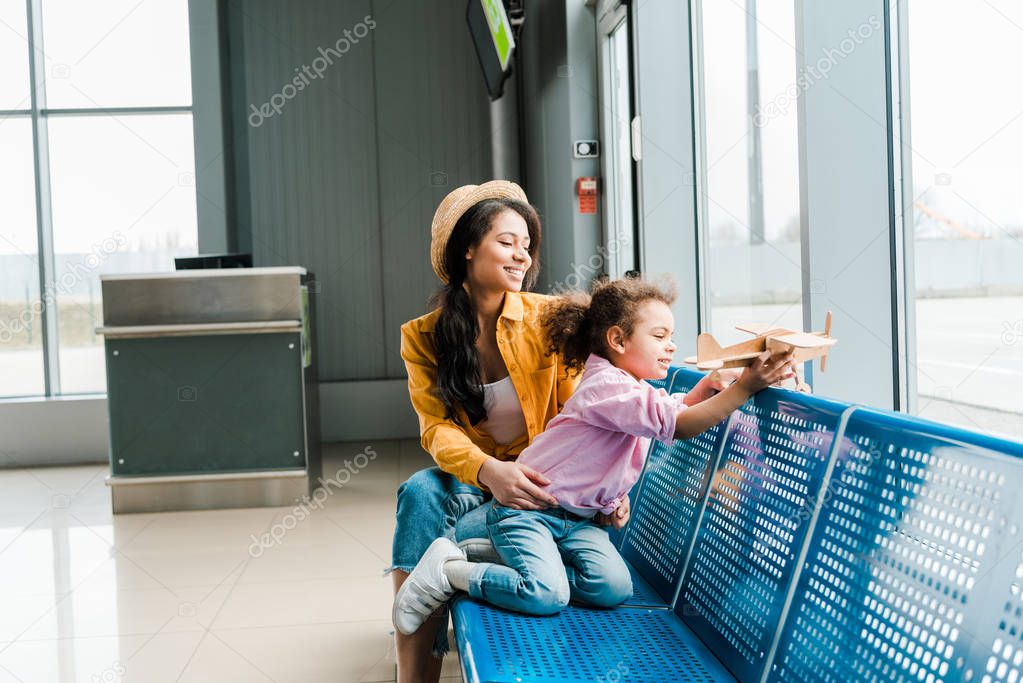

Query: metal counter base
[106,469,312,514]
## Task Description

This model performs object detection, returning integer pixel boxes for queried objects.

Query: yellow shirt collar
[420,291,524,331]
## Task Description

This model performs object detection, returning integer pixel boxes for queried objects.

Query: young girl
[393,277,793,632]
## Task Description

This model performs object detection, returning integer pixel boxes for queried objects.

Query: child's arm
[682,368,743,406]
[673,350,794,440]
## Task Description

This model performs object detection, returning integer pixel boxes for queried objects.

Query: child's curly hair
[542,275,678,375]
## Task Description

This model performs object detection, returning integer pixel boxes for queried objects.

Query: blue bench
[451,366,1023,683]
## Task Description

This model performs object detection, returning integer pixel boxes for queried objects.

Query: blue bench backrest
[676,387,850,683]
[619,367,729,604]
[768,407,1023,683]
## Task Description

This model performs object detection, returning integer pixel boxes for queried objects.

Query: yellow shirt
[400,291,580,488]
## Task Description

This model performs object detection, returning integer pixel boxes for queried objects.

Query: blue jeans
[391,467,489,657]
[466,502,633,615]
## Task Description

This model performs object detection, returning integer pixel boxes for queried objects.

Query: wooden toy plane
[684,312,835,391]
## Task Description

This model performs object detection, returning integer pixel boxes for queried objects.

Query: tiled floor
[0,439,462,682]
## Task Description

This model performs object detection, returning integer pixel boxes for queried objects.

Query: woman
[390,181,592,682]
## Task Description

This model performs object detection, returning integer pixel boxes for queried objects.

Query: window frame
[623,0,911,410]
[6,0,196,398]
[597,2,641,279]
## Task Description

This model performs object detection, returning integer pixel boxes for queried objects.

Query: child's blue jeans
[466,502,633,615]
[391,467,632,654]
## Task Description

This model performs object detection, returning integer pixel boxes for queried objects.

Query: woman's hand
[737,350,795,394]
[478,458,558,510]
[595,495,630,530]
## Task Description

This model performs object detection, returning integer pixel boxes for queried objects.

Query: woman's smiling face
[465,209,533,293]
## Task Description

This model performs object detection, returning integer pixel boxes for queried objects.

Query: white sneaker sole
[392,538,464,635]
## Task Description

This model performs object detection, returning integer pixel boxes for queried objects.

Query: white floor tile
[0,440,468,682]
[0,631,204,683]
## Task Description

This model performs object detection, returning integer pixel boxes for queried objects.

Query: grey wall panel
[229,0,496,382]
[372,0,495,377]
[319,379,418,441]
[521,0,601,295]
[232,0,385,381]
[189,0,233,254]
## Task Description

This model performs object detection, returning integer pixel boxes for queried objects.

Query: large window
[695,0,803,348]
[906,0,1023,435]
[0,0,198,398]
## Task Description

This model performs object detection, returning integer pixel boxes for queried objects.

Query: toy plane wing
[735,322,785,336]
[769,332,837,348]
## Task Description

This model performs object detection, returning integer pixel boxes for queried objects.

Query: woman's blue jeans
[391,467,489,657]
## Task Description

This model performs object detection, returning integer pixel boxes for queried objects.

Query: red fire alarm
[577,177,598,215]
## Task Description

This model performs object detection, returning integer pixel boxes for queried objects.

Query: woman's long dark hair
[432,198,541,425]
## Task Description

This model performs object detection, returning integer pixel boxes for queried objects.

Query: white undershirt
[478,376,528,445]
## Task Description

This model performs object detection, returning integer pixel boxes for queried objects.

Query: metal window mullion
[42,105,193,117]
[26,0,60,396]
[626,2,644,274]
[596,6,627,279]
[689,0,710,336]
[892,0,917,414]
[883,0,909,412]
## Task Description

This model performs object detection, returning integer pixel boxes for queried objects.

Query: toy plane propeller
[684,312,835,391]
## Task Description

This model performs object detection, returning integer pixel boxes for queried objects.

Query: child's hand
[595,495,630,530]
[737,350,795,394]
[708,368,742,392]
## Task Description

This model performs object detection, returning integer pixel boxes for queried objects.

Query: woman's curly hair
[541,275,677,376]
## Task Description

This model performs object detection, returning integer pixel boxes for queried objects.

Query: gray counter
[97,267,321,513]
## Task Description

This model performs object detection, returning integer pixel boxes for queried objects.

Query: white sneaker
[392,538,465,635]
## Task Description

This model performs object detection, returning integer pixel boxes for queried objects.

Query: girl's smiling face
[465,210,533,293]
[606,299,677,380]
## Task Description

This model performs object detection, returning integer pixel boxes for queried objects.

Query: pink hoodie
[516,353,686,517]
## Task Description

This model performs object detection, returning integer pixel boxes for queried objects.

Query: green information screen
[481,0,514,70]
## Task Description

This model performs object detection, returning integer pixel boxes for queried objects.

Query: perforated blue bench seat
[452,599,735,683]
[451,366,1023,683]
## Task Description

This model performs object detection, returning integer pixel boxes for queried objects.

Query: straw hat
[430,180,528,283]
